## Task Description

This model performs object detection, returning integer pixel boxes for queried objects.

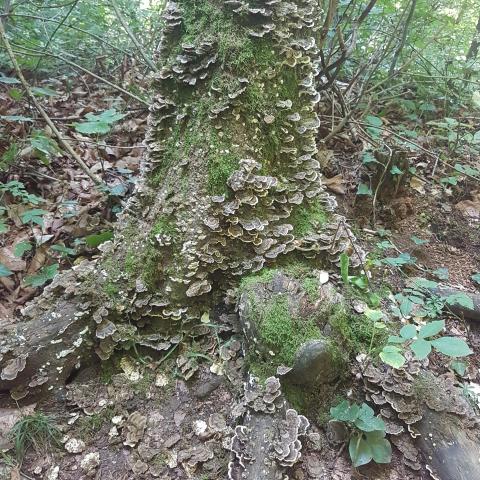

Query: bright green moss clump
[152,215,177,238]
[290,200,329,236]
[329,304,387,355]
[259,295,321,365]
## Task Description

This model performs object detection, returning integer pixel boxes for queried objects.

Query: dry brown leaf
[323,174,346,195]
[26,244,48,275]
[0,246,26,272]
[455,191,480,219]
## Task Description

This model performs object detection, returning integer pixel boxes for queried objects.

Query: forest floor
[0,73,479,479]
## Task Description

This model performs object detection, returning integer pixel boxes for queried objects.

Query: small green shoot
[330,400,391,467]
[10,412,60,462]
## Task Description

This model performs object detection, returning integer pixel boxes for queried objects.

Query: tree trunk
[0,0,356,401]
[467,14,480,62]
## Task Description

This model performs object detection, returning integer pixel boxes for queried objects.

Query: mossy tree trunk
[0,0,356,401]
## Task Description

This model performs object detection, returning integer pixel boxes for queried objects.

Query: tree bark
[0,0,356,401]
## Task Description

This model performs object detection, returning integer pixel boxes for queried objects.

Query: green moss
[303,276,320,301]
[290,200,329,236]
[239,268,277,291]
[329,304,387,355]
[99,358,119,384]
[152,216,178,238]
[283,382,345,426]
[76,407,115,440]
[246,295,322,379]
[207,149,239,195]
[103,281,119,298]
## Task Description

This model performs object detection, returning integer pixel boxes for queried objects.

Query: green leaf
[432,337,472,357]
[20,209,48,227]
[0,219,9,234]
[0,76,20,84]
[85,231,114,248]
[330,400,360,422]
[354,404,385,432]
[410,235,428,245]
[362,151,378,164]
[454,163,479,177]
[395,294,414,317]
[400,324,417,340]
[349,275,368,289]
[390,165,403,175]
[433,268,449,280]
[365,115,383,139]
[380,346,406,368]
[357,183,373,196]
[365,431,392,464]
[340,253,349,284]
[376,240,394,250]
[14,241,32,257]
[383,253,416,267]
[445,293,474,310]
[0,115,33,123]
[8,88,24,101]
[364,308,384,322]
[441,176,458,186]
[410,339,432,360]
[418,320,445,339]
[388,335,405,344]
[450,360,467,376]
[31,86,58,97]
[50,244,76,256]
[349,433,373,467]
[412,278,438,290]
[30,132,60,163]
[0,263,13,277]
[471,273,480,285]
[74,109,126,135]
[24,264,59,288]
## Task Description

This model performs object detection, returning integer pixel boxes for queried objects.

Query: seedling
[330,400,391,467]
[10,412,60,462]
[380,320,471,368]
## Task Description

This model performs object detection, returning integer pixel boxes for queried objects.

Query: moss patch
[329,303,388,355]
[290,200,329,236]
[259,295,321,365]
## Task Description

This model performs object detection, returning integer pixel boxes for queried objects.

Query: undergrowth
[11,412,61,461]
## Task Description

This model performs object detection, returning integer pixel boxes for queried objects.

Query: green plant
[10,412,60,461]
[380,320,472,368]
[73,109,126,135]
[24,263,59,288]
[330,400,391,467]
[340,253,369,289]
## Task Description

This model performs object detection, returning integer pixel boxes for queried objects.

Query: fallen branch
[0,19,104,186]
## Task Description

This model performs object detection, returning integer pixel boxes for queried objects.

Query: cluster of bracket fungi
[135,0,359,326]
[0,0,361,399]
[362,359,475,471]
[228,376,310,478]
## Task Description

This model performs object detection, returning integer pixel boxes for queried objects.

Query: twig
[354,120,480,182]
[11,44,149,106]
[341,220,370,287]
[33,0,79,73]
[108,0,158,72]
[9,13,133,59]
[372,144,393,225]
[0,19,103,186]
